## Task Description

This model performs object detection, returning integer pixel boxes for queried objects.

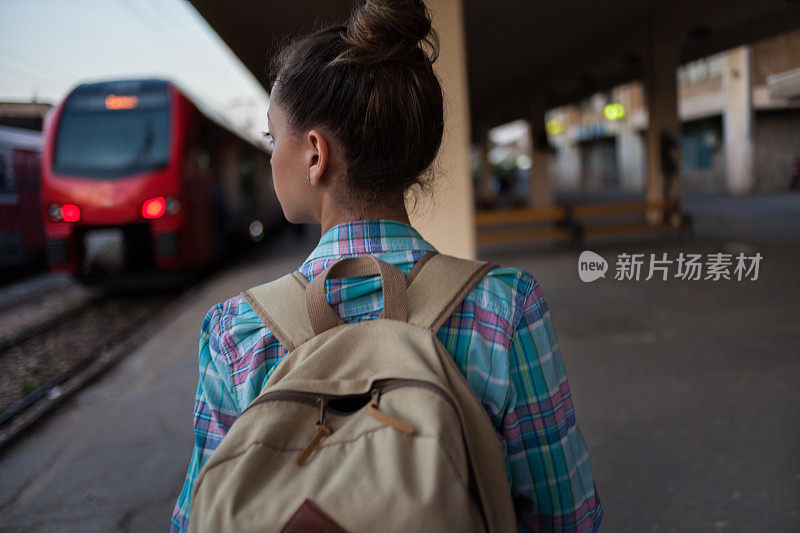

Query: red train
[0,125,45,271]
[42,79,282,277]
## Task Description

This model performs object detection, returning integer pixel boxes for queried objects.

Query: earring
[306,175,311,183]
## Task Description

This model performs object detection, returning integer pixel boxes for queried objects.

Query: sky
[0,0,270,141]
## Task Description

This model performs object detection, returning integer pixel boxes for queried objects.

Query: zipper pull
[297,397,330,466]
[367,388,414,435]
[296,422,331,466]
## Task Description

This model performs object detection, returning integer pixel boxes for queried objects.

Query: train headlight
[48,204,63,221]
[165,197,181,216]
[142,196,180,219]
[49,203,80,222]
[61,204,81,222]
[142,196,166,219]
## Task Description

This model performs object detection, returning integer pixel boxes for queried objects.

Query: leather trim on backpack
[280,499,350,533]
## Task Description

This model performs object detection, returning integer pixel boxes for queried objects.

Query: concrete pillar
[408,0,475,258]
[643,22,681,225]
[550,106,581,192]
[617,126,646,192]
[723,46,755,195]
[528,96,555,208]
[615,83,647,192]
[553,142,582,192]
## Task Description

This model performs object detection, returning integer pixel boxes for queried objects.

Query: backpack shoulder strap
[244,253,497,349]
[406,253,497,333]
[242,271,313,352]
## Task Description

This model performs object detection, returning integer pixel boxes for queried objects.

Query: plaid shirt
[172,220,602,532]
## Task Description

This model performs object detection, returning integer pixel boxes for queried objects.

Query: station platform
[1,193,798,531]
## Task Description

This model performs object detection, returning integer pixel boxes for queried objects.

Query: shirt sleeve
[171,303,242,533]
[502,276,603,532]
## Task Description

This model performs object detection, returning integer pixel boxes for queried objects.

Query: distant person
[171,1,602,531]
[660,131,679,221]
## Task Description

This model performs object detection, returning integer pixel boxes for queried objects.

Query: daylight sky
[0,0,270,140]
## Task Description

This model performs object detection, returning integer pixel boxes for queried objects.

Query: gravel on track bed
[0,294,175,416]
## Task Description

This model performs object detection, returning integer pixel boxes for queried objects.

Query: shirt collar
[300,219,437,274]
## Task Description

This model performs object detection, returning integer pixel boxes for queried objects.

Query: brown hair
[270,0,443,211]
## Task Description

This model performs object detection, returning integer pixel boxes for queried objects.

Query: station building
[480,28,800,208]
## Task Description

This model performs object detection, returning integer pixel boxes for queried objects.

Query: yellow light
[105,94,139,110]
[603,103,626,121]
[546,119,565,135]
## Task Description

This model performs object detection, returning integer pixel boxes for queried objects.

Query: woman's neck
[319,197,410,234]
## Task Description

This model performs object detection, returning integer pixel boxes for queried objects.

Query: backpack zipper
[244,379,458,465]
[245,378,457,416]
[375,378,458,414]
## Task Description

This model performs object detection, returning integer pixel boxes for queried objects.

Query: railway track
[0,293,105,353]
[0,290,178,441]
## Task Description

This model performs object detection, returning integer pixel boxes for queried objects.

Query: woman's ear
[306,129,330,186]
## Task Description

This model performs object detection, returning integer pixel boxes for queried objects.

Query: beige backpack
[189,252,517,533]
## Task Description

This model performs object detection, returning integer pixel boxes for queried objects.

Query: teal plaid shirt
[172,220,602,531]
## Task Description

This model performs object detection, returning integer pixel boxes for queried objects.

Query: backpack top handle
[306,255,408,335]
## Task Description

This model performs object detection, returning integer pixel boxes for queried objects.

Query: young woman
[172,1,603,531]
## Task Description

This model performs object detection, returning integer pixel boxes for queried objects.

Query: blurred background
[0,0,798,531]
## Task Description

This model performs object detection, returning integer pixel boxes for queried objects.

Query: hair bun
[339,0,439,65]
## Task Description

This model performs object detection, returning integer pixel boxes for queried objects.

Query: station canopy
[189,0,800,132]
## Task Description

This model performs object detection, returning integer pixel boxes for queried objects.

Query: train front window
[54,100,169,178]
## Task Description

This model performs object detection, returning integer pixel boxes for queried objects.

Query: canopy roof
[189,0,800,131]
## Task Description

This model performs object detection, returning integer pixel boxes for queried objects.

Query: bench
[475,200,693,246]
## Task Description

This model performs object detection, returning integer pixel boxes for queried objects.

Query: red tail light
[61,204,81,222]
[142,196,166,219]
